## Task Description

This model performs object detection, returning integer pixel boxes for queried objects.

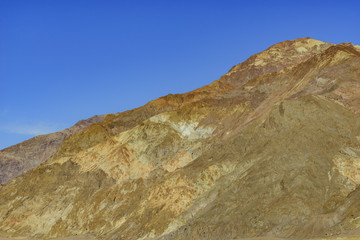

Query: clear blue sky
[0,0,359,149]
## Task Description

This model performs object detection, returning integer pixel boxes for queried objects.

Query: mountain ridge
[2,37,326,185]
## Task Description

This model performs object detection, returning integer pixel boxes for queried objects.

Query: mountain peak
[268,37,331,53]
[223,37,333,86]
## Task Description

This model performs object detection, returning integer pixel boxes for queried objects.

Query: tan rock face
[0,38,360,240]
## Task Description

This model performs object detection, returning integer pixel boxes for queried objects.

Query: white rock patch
[150,115,215,139]
[296,47,308,53]
[316,77,328,84]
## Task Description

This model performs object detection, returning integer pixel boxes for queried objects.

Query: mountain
[1,37,360,240]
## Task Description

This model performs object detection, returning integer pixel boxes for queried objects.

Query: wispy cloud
[0,123,60,136]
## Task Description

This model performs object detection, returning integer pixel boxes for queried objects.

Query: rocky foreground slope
[1,38,360,239]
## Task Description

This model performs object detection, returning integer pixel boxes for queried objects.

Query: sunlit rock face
[1,38,360,240]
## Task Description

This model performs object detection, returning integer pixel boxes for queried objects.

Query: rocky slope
[1,37,360,239]
[0,115,106,184]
